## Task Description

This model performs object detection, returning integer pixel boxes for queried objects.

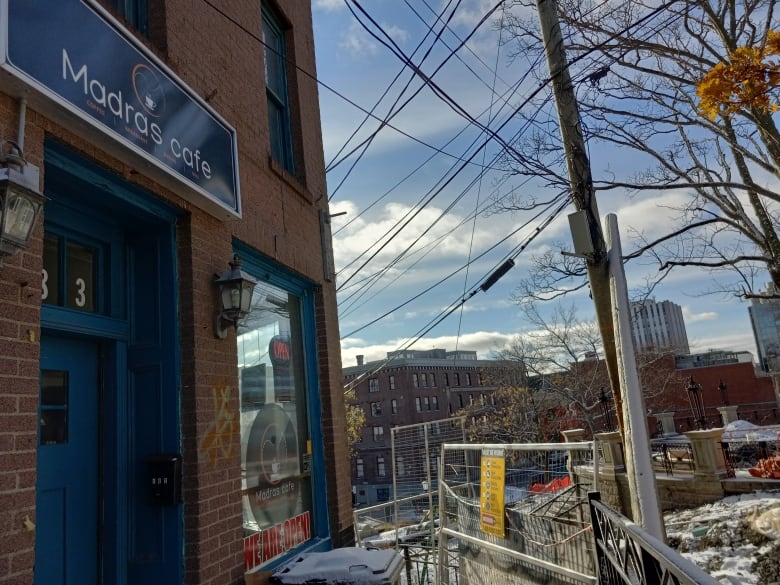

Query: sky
[310,0,764,367]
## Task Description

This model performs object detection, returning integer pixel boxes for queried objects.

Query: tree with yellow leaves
[344,388,365,458]
[697,31,780,120]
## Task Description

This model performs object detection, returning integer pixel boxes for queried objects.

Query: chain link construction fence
[354,427,600,585]
[437,442,598,585]
[353,418,467,584]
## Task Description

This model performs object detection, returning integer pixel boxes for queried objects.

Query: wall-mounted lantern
[213,254,257,339]
[0,142,46,264]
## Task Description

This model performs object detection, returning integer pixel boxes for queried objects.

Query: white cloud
[340,329,516,365]
[335,19,410,58]
[682,305,719,323]
[313,0,344,11]
[382,24,409,45]
[331,199,505,272]
[608,190,693,242]
[688,330,758,358]
[339,21,380,55]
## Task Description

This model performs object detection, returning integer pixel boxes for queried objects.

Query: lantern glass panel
[221,282,239,312]
[3,190,37,241]
[240,281,254,313]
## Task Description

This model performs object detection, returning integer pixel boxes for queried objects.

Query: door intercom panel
[147,454,182,506]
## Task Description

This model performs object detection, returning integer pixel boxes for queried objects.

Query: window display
[239,281,312,570]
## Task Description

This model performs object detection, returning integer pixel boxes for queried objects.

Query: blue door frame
[38,140,182,585]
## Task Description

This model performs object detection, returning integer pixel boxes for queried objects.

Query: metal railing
[650,442,694,476]
[588,492,720,585]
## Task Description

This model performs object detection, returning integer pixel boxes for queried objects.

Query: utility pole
[535,0,622,431]
[536,0,664,538]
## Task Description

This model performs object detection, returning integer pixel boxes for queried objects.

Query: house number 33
[41,269,87,307]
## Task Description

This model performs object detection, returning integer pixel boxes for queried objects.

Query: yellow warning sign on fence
[479,448,505,537]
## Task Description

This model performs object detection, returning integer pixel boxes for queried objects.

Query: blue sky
[311,0,762,366]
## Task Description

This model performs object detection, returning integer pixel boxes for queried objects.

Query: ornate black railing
[650,442,694,476]
[588,492,720,585]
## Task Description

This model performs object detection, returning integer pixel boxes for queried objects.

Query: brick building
[0,2,352,584]
[343,349,522,506]
[668,351,780,430]
[592,350,780,434]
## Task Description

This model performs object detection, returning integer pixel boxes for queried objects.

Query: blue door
[35,335,100,585]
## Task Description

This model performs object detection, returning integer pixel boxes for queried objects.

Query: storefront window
[239,280,312,568]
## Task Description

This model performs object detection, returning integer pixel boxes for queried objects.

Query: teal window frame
[232,240,330,551]
[262,9,295,174]
[104,0,148,34]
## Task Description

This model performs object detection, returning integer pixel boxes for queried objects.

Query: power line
[340,191,569,337]
[336,2,684,342]
[342,194,571,391]
[325,0,462,203]
[196,0,488,173]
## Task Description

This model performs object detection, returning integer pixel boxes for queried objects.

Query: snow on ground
[664,490,780,584]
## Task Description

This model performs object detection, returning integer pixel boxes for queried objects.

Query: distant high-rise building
[748,282,780,372]
[630,298,690,354]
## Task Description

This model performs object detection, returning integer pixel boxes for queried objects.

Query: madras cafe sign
[1,0,240,218]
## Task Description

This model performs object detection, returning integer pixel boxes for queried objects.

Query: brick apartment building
[0,2,352,584]
[343,349,522,506]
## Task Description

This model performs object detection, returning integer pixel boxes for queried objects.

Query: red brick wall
[0,93,43,585]
[0,0,351,583]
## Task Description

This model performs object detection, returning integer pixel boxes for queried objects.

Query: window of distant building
[356,458,364,478]
[373,426,384,441]
[458,394,463,408]
[377,488,390,501]
[370,401,382,416]
[368,378,379,392]
[391,399,398,414]
[389,375,395,390]
[377,456,386,477]
[412,373,419,388]
[430,373,436,387]
[421,373,428,387]
[431,396,439,410]
[415,397,422,412]
[443,373,449,386]
[263,9,295,174]
[465,373,471,386]
[454,373,460,386]
[396,456,405,476]
[423,396,430,411]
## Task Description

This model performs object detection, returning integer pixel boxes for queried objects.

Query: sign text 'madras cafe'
[0,0,241,219]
